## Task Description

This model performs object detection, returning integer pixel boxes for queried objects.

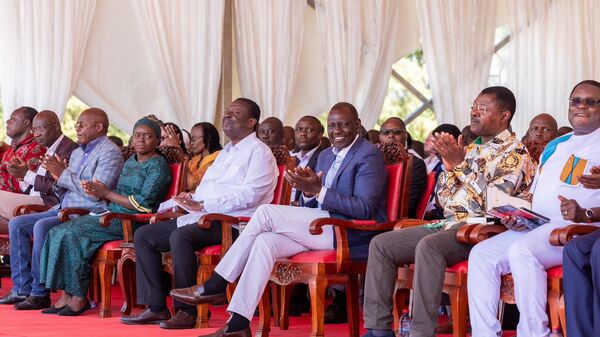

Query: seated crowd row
[0,81,597,337]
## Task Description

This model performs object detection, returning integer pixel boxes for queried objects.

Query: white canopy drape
[234,0,305,121]
[314,0,402,129]
[417,0,497,129]
[0,0,96,117]
[506,0,600,136]
[135,0,224,128]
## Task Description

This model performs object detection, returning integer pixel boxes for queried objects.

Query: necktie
[324,154,344,189]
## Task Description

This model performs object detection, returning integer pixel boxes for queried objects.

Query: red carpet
[0,278,516,337]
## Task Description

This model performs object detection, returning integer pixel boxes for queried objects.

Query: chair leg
[270,283,280,327]
[449,286,468,337]
[279,284,291,330]
[308,274,326,337]
[117,257,136,315]
[559,294,566,337]
[256,282,272,337]
[346,275,360,337]
[548,277,562,335]
[98,261,114,318]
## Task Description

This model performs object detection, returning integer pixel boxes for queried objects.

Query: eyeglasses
[74,121,101,129]
[380,128,407,136]
[132,132,156,140]
[30,123,57,134]
[327,121,352,130]
[569,97,600,107]
[294,127,318,135]
[470,103,499,114]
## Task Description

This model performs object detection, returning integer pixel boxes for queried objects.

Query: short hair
[191,122,222,153]
[382,117,406,129]
[330,102,359,120]
[432,123,461,139]
[569,80,600,97]
[299,115,325,133]
[17,106,38,122]
[480,86,516,124]
[108,135,124,147]
[234,98,261,129]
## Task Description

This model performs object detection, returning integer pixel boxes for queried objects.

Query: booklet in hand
[487,205,550,231]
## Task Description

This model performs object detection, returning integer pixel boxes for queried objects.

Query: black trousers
[134,218,233,311]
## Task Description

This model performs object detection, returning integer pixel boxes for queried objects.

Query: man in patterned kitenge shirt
[360,86,537,337]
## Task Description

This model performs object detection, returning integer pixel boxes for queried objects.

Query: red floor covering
[0,278,515,337]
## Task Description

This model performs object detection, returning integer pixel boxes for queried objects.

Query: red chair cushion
[447,260,468,273]
[100,240,123,250]
[287,250,336,263]
[200,245,222,256]
[547,265,563,278]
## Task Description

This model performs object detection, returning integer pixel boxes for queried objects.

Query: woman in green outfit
[39,117,172,316]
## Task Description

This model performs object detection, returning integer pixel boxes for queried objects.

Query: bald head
[527,113,558,142]
[75,108,109,145]
[32,110,62,147]
[257,117,284,146]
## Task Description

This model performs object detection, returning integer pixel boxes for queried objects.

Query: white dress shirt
[176,133,279,227]
[20,134,65,195]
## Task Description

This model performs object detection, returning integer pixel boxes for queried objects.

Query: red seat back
[166,160,187,201]
[271,157,294,205]
[386,157,413,221]
[415,172,437,220]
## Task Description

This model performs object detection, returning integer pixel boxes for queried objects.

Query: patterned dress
[39,155,171,297]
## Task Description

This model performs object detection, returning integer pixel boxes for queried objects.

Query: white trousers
[214,204,333,320]
[0,190,43,220]
[467,222,565,337]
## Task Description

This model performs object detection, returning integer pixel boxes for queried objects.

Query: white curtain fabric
[134,0,224,127]
[506,0,600,136]
[0,0,96,118]
[234,0,305,122]
[314,0,402,129]
[416,0,497,129]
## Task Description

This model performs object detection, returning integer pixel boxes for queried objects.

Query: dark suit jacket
[408,156,427,218]
[302,137,387,261]
[292,145,326,202]
[30,136,79,206]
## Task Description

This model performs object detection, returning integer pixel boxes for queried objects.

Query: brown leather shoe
[159,310,196,329]
[120,308,171,325]
[170,285,227,306]
[198,325,251,337]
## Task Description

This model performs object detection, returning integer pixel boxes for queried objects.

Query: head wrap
[133,117,161,138]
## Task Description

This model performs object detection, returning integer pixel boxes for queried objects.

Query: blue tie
[324,154,344,189]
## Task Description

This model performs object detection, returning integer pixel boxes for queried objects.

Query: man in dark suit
[169,102,387,337]
[290,115,325,203]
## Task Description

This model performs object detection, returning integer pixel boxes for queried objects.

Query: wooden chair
[415,171,437,220]
[547,223,600,337]
[76,161,187,318]
[143,157,294,328]
[255,158,413,337]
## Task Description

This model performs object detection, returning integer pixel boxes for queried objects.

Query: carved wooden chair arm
[149,211,185,224]
[394,219,430,230]
[99,213,141,243]
[58,208,90,222]
[550,224,599,246]
[467,224,507,244]
[198,213,243,229]
[13,204,52,217]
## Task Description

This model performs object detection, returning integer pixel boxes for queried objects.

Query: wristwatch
[585,208,595,223]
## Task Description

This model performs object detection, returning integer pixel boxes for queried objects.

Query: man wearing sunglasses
[470,80,600,337]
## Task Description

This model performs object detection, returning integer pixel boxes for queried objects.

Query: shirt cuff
[23,170,37,186]
[202,197,218,213]
[316,186,328,204]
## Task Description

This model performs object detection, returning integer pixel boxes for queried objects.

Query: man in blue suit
[170,102,387,337]
[0,108,123,310]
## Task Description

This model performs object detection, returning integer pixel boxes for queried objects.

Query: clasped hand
[81,179,109,198]
[283,167,323,197]
[430,132,466,170]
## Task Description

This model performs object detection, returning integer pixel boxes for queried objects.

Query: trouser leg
[363,226,437,330]
[468,229,524,337]
[411,227,473,337]
[30,212,62,296]
[134,219,177,306]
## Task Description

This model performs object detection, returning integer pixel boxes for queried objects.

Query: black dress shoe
[41,305,68,314]
[14,295,51,310]
[324,303,348,324]
[120,308,171,325]
[57,301,91,316]
[159,310,196,329]
[199,325,252,337]
[0,292,27,305]
[170,285,227,306]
